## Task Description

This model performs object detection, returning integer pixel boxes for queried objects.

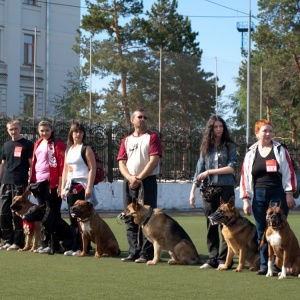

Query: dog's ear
[227,197,235,209]
[219,197,224,206]
[132,197,138,209]
[268,201,273,208]
[87,202,94,210]
[23,190,31,198]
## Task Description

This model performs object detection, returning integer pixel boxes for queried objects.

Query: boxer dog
[117,198,201,265]
[22,204,72,254]
[10,191,42,252]
[265,202,300,279]
[208,197,260,272]
[70,200,120,258]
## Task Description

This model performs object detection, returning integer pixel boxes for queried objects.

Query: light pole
[246,0,251,145]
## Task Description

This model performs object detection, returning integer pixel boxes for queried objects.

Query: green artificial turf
[1,214,300,299]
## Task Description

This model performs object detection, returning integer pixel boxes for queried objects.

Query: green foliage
[65,0,223,129]
[235,0,300,143]
[54,67,102,121]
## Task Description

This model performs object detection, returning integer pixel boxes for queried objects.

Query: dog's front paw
[233,268,242,272]
[266,271,273,277]
[168,259,177,265]
[146,260,157,265]
[217,265,228,271]
[19,247,29,252]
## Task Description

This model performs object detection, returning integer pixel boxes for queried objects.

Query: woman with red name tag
[240,119,297,275]
[29,120,66,254]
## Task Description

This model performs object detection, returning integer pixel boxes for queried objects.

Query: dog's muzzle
[116,212,132,225]
[267,213,282,229]
[208,210,229,225]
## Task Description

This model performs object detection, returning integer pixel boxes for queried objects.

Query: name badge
[14,146,22,158]
[266,159,277,172]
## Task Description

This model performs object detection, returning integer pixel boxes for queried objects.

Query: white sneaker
[0,243,11,250]
[6,244,20,251]
[72,250,81,256]
[39,246,51,254]
[200,263,213,269]
[64,250,74,256]
[33,246,43,253]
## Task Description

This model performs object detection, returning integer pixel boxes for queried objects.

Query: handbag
[200,184,222,202]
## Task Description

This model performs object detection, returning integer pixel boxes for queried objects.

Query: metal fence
[1,115,299,185]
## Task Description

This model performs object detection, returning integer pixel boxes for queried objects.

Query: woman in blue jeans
[240,119,296,275]
[189,115,237,269]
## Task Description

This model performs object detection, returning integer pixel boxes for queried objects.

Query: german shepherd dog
[118,198,201,265]
[208,197,260,272]
[10,191,42,252]
[22,205,72,254]
[265,202,300,279]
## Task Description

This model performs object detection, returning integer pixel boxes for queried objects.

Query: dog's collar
[142,208,153,227]
[41,207,50,223]
[78,212,97,223]
[225,214,243,227]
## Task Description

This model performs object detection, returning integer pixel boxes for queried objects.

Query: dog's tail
[258,231,267,250]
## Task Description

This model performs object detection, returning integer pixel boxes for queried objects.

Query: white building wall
[0,0,80,117]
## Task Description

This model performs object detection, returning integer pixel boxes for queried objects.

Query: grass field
[1,213,300,299]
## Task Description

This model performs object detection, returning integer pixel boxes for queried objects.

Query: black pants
[202,185,234,267]
[123,175,157,259]
[67,188,85,252]
[0,184,25,247]
[31,180,62,248]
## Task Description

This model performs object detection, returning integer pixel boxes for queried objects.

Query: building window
[24,95,34,117]
[23,0,36,5]
[24,34,34,65]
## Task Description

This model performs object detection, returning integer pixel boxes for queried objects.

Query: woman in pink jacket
[29,120,66,253]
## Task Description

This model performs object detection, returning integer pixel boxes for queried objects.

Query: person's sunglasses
[137,116,148,120]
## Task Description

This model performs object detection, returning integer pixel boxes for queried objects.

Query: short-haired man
[0,120,34,250]
[117,108,162,263]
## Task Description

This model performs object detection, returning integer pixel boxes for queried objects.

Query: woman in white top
[61,122,96,256]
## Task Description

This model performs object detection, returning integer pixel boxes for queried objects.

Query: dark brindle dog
[265,203,300,279]
[208,197,260,272]
[22,205,72,254]
[10,191,42,252]
[70,200,120,258]
[118,198,201,265]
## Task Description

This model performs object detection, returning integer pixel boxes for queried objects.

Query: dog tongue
[71,213,76,218]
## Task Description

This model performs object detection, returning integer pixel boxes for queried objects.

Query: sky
[81,0,259,100]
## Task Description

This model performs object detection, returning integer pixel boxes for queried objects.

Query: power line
[203,0,258,19]
[32,0,257,20]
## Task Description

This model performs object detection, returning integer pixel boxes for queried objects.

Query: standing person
[0,119,34,250]
[29,120,66,254]
[189,115,237,269]
[117,108,162,263]
[61,122,96,257]
[240,119,296,275]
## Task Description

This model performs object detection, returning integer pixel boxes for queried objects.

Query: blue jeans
[252,187,288,269]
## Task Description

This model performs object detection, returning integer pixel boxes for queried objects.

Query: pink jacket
[30,137,66,189]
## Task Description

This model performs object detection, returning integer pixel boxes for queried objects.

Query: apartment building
[0,0,80,117]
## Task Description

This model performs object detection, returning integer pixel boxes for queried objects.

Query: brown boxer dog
[209,197,260,272]
[70,200,120,258]
[265,202,300,279]
[10,191,42,252]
